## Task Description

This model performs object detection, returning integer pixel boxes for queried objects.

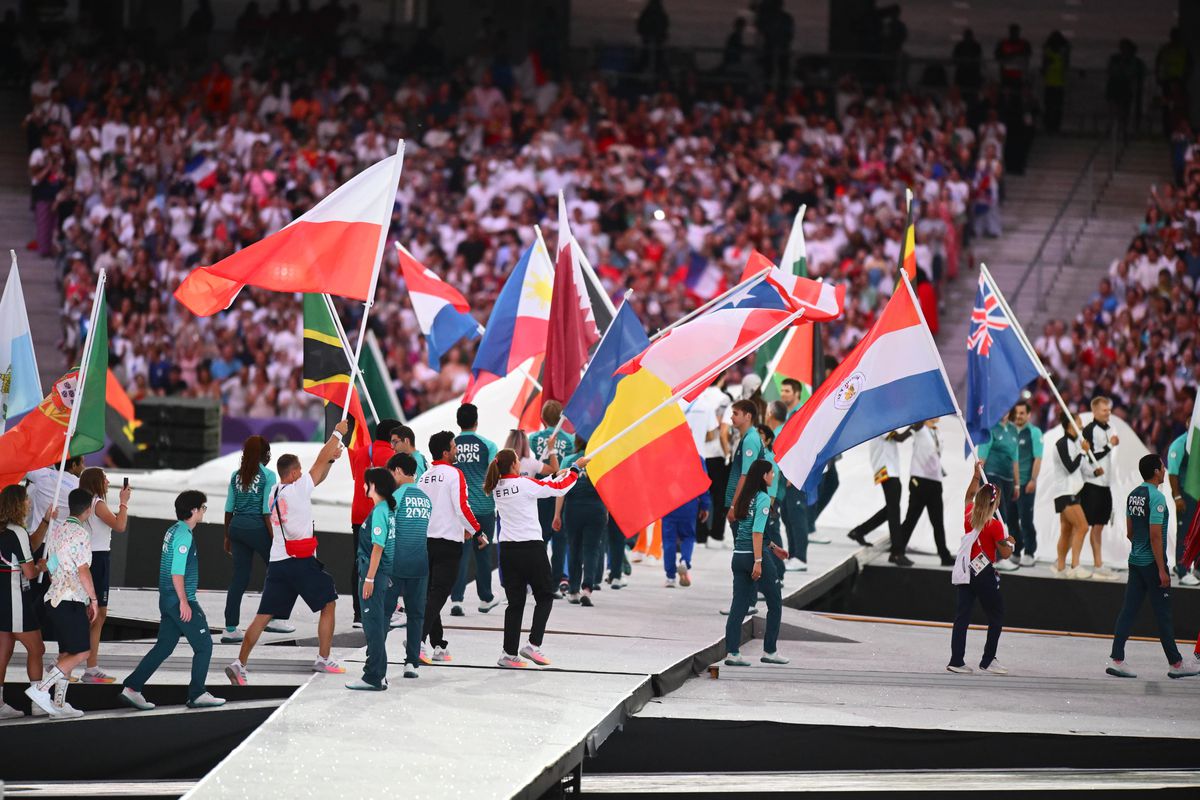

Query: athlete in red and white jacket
[418,459,483,544]
[491,468,581,542]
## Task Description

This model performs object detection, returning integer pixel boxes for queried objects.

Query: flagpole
[322,293,381,423]
[586,307,806,463]
[649,270,771,342]
[978,262,1098,466]
[894,187,914,280]
[898,270,978,458]
[50,270,106,516]
[342,139,405,421]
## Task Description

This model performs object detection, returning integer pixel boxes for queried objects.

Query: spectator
[952,29,984,94]
[995,24,1032,91]
[636,0,669,75]
[1042,31,1070,134]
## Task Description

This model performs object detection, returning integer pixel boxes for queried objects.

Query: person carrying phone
[75,467,131,684]
[225,422,349,685]
[724,458,789,668]
[120,490,226,710]
[947,461,1013,675]
[1106,454,1200,680]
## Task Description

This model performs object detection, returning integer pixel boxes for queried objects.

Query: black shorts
[0,578,39,633]
[1054,495,1080,514]
[1079,484,1113,526]
[48,600,90,654]
[91,551,111,607]
[257,557,338,620]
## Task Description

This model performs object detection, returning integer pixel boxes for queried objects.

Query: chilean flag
[175,147,402,317]
[774,276,956,494]
[466,235,555,402]
[739,251,845,322]
[618,306,801,401]
[396,244,480,369]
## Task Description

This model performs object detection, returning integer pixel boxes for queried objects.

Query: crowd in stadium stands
[1031,127,1200,453]
[19,6,1012,421]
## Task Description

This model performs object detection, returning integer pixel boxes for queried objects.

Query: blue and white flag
[0,253,41,423]
[965,274,1040,450]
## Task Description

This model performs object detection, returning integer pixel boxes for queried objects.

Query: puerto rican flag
[183,155,219,191]
[396,244,480,369]
[739,251,845,322]
[774,276,957,494]
[618,306,802,401]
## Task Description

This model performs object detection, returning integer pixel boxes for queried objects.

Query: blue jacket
[663,459,712,522]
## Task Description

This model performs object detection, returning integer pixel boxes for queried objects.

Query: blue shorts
[48,600,90,654]
[91,551,111,607]
[257,557,338,620]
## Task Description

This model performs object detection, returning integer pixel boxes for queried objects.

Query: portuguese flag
[0,283,108,488]
[303,294,370,448]
[760,206,809,401]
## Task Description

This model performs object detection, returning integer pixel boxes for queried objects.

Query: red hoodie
[349,440,394,526]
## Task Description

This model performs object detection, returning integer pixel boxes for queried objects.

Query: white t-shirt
[268,474,315,561]
[24,467,77,529]
[88,496,114,552]
[909,426,943,482]
[868,433,902,482]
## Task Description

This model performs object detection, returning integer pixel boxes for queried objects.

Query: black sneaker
[889,554,914,567]
[848,530,869,546]
[450,604,465,617]
[580,594,594,607]
[940,555,956,567]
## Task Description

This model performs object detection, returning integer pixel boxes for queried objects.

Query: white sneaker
[946,664,973,674]
[265,619,296,633]
[403,664,419,679]
[352,621,363,629]
[345,678,387,691]
[497,653,528,669]
[0,702,23,719]
[705,540,723,550]
[188,692,228,708]
[663,579,676,588]
[1091,567,1120,582]
[785,558,808,572]
[761,651,790,664]
[49,702,83,720]
[808,533,832,544]
[567,592,581,604]
[31,704,47,717]
[1168,661,1200,679]
[313,657,347,674]
[1050,565,1067,578]
[225,660,249,686]
[1181,572,1200,587]
[478,597,501,613]
[519,643,551,666]
[678,565,692,587]
[419,646,433,665]
[431,647,453,663]
[25,684,58,716]
[724,653,751,667]
[119,687,155,711]
[390,610,406,628]
[979,662,1010,675]
[80,666,116,684]
[220,629,244,644]
[1068,566,1092,580]
[994,558,1019,572]
[1106,659,1137,678]
[630,552,644,563]
[1019,554,1035,567]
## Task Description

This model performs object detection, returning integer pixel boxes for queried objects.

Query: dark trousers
[700,456,730,543]
[949,564,1004,669]
[499,540,555,656]
[1111,563,1182,664]
[538,498,566,584]
[725,552,781,654]
[852,477,902,544]
[898,477,949,558]
[422,538,464,649]
[604,517,627,579]
[1016,487,1037,557]
[386,575,427,667]
[990,476,1019,551]
[1044,86,1064,133]
[225,517,270,629]
[781,484,810,562]
[351,523,364,623]
[359,575,390,686]
[452,513,495,603]
[566,500,606,592]
[813,462,839,519]
[1175,495,1197,577]
[765,504,786,578]
[125,601,213,702]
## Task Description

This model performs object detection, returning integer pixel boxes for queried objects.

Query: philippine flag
[396,244,479,369]
[466,235,555,401]
[774,276,957,494]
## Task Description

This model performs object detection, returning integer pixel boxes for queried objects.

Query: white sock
[36,665,64,692]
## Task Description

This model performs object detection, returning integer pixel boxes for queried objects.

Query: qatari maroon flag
[543,193,599,403]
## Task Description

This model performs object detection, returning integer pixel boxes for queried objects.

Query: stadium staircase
[936,134,1171,393]
[0,90,64,391]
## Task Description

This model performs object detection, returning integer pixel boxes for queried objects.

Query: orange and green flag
[0,285,107,487]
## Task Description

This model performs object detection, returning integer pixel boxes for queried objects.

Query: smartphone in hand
[123,477,130,489]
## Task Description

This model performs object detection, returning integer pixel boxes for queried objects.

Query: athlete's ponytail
[484,449,519,495]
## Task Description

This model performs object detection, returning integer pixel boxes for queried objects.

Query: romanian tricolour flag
[774,276,956,494]
[0,285,107,488]
[466,236,555,402]
[586,368,710,535]
[175,149,402,316]
[396,243,479,369]
[302,294,370,449]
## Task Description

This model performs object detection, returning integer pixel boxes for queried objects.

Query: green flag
[70,285,108,456]
[358,329,404,422]
[1185,392,1200,500]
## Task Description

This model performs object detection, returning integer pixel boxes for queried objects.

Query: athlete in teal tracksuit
[452,404,499,611]
[531,402,573,588]
[121,491,224,709]
[222,447,276,639]
[560,442,610,603]
[757,424,788,585]
[387,452,432,676]
[351,469,397,690]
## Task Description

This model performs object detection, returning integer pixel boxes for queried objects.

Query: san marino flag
[0,252,41,423]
